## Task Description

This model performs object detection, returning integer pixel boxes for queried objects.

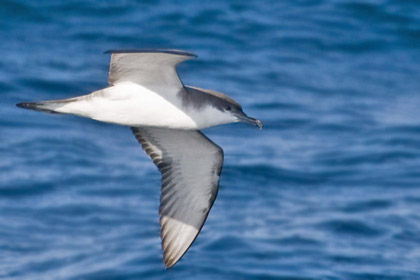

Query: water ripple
[2,0,420,279]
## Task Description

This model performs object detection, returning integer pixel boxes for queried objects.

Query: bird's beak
[236,112,263,129]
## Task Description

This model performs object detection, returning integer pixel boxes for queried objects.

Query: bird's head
[218,100,263,129]
[182,86,263,129]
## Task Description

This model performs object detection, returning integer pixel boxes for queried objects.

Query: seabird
[16,49,262,268]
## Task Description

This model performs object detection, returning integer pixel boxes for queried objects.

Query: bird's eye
[225,106,231,111]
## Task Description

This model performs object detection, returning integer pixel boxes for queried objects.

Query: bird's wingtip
[164,260,175,270]
[163,253,180,269]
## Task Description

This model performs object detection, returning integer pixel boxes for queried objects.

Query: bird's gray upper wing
[106,49,196,93]
[131,127,223,268]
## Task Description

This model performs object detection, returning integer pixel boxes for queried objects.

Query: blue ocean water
[2,0,420,279]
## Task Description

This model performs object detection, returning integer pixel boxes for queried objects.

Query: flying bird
[16,49,262,268]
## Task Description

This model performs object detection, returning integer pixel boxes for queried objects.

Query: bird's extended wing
[106,49,196,93]
[131,127,223,268]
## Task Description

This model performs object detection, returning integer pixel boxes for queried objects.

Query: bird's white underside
[52,81,234,130]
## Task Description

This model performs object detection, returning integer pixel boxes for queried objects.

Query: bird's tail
[16,98,77,114]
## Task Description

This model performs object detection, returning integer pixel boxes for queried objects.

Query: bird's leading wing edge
[104,48,197,57]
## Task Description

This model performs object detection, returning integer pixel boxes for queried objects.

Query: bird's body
[32,82,237,129]
[17,49,262,268]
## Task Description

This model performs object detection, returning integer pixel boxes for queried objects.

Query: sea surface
[2,0,420,279]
